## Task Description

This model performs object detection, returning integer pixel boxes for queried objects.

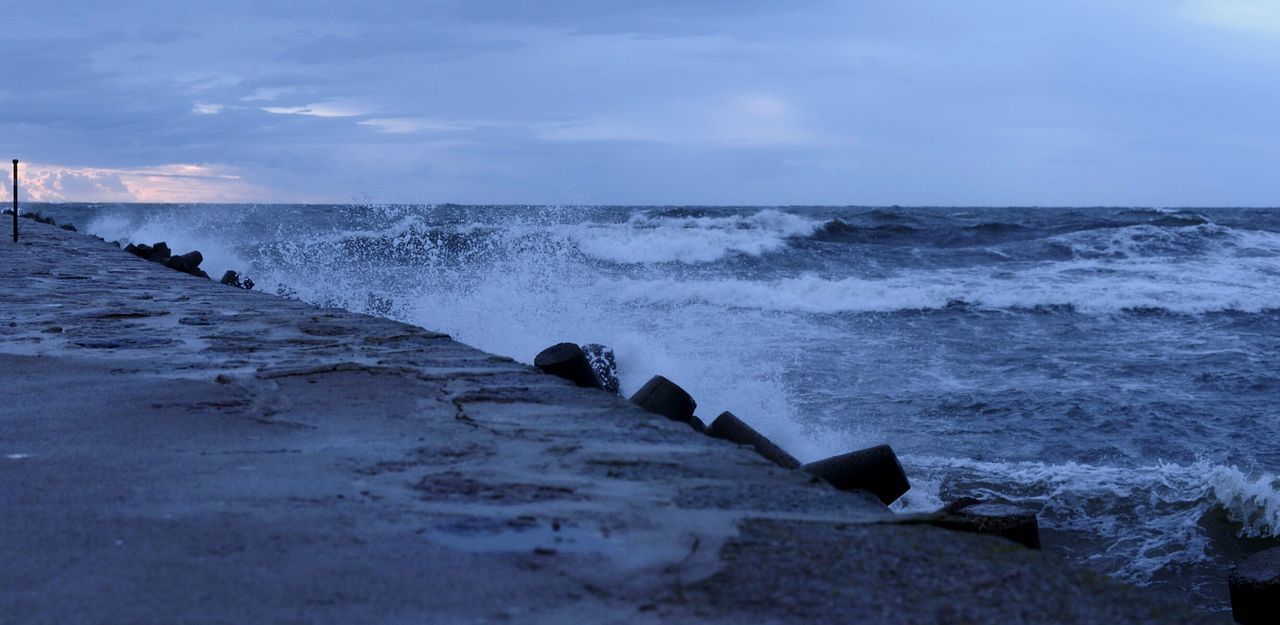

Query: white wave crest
[568,209,824,263]
[1210,465,1280,538]
[610,253,1280,314]
[901,456,1280,584]
[1055,222,1280,260]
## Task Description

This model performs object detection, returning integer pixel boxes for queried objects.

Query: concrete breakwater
[0,222,1212,624]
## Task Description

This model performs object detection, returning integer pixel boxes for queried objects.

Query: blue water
[36,202,1280,613]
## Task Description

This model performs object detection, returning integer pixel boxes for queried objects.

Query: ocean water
[36,202,1280,612]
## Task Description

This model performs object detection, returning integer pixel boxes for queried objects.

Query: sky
[2,0,1279,206]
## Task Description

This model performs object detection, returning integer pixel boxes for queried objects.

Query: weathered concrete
[0,223,1213,624]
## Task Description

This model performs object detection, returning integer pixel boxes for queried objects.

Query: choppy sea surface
[37,203,1280,612]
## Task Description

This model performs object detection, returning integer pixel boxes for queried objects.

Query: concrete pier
[0,223,1210,624]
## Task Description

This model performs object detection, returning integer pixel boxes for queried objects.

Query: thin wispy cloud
[3,163,267,203]
[358,118,477,134]
[261,102,370,118]
[1183,0,1280,35]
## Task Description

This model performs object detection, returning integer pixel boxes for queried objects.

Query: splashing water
[50,202,1280,612]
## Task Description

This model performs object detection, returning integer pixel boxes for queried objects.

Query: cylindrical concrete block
[534,343,601,389]
[688,415,707,434]
[580,343,620,395]
[629,375,696,424]
[177,250,203,271]
[1230,546,1280,624]
[949,501,1041,550]
[802,444,910,505]
[147,241,171,263]
[708,411,800,469]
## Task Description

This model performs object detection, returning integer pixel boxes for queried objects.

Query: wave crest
[570,209,824,263]
[610,259,1280,314]
[902,456,1280,584]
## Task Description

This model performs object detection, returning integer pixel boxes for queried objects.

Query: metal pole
[11,160,16,242]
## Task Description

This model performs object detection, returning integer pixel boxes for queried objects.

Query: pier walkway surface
[0,223,1211,624]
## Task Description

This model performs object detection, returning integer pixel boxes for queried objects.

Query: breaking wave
[609,259,1280,314]
[901,456,1280,584]
[568,209,824,263]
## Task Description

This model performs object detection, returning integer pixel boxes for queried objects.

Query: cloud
[1183,0,1280,35]
[3,0,1280,205]
[537,94,820,147]
[240,87,295,102]
[192,102,225,114]
[358,118,476,134]
[261,101,370,118]
[281,29,522,64]
[6,166,134,202]
[3,163,267,203]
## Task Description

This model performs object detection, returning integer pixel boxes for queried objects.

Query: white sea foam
[1055,223,1280,260]
[901,455,1280,583]
[609,251,1280,314]
[565,209,825,264]
[86,210,252,280]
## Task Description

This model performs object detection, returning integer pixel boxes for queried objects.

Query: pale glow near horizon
[2,163,264,204]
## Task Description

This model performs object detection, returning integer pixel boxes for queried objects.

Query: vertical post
[11,160,17,242]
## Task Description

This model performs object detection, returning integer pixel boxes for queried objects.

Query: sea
[32,202,1280,613]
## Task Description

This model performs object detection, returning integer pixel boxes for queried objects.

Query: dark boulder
[176,250,203,270]
[580,343,620,395]
[707,411,801,469]
[164,250,204,276]
[630,375,697,424]
[802,444,910,505]
[688,415,708,434]
[1230,546,1280,624]
[221,270,257,289]
[941,496,983,515]
[942,500,1041,549]
[59,223,76,232]
[146,242,171,263]
[125,243,152,259]
[534,343,602,389]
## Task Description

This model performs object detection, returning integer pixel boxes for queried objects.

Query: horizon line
[13,201,1280,210]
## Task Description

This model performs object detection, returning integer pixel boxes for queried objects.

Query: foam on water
[567,209,825,263]
[611,254,1280,314]
[902,455,1280,583]
[86,209,252,280]
[1054,222,1280,261]
[205,205,829,462]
